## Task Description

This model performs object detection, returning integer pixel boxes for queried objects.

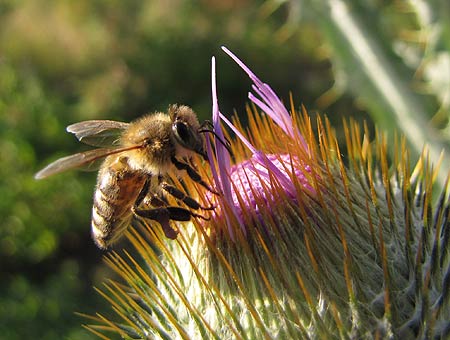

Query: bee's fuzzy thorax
[122,112,171,145]
[121,109,204,175]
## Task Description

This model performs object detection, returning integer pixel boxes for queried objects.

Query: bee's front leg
[171,156,219,194]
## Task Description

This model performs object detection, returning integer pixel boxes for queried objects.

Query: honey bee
[35,105,216,249]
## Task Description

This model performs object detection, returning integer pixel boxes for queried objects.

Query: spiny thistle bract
[81,49,450,339]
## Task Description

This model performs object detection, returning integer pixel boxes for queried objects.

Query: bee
[35,105,217,249]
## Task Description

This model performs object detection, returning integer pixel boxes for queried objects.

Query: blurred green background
[1,1,448,339]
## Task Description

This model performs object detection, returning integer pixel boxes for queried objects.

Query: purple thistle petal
[252,151,297,198]
[210,57,231,196]
[250,84,293,137]
[228,154,313,216]
[207,57,222,188]
[205,59,220,191]
[209,57,243,237]
[220,47,265,89]
[221,46,307,150]
[219,113,298,198]
[218,113,258,154]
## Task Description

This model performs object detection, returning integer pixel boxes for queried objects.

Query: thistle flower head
[83,49,450,340]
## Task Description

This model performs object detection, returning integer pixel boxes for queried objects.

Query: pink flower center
[228,153,313,215]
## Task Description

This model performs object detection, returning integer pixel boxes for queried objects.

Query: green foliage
[300,0,450,186]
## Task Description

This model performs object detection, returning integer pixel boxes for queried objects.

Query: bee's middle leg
[133,206,207,239]
[161,182,215,211]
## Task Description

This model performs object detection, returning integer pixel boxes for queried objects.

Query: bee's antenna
[199,121,233,156]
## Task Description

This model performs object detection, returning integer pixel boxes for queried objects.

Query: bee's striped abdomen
[91,157,146,249]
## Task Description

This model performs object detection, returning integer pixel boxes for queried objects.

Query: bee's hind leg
[134,177,151,207]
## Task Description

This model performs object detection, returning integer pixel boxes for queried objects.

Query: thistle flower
[82,49,450,339]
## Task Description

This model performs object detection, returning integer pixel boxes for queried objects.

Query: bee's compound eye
[173,120,202,152]
[173,121,198,150]
[175,122,190,144]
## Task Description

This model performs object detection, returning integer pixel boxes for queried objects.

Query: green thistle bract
[83,48,450,340]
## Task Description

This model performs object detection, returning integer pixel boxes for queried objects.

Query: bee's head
[170,105,208,160]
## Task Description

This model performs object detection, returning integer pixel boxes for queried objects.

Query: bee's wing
[34,145,140,179]
[66,120,130,147]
